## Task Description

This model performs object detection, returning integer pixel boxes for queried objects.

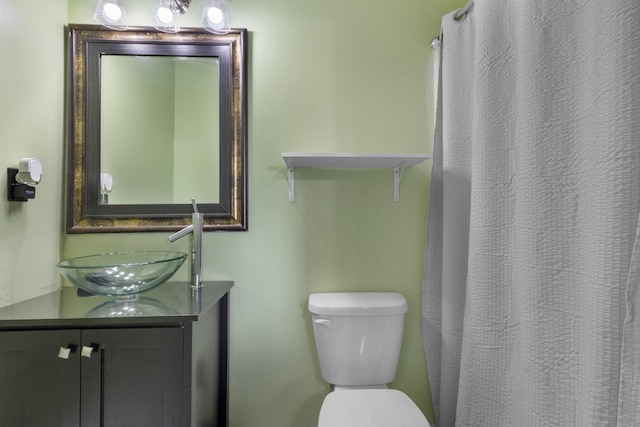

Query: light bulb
[103,3,123,21]
[94,0,127,29]
[206,7,224,24]
[156,6,174,24]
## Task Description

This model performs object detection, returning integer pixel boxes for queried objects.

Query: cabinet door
[0,329,81,427]
[80,327,186,427]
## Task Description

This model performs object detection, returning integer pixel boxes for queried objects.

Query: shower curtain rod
[455,0,474,21]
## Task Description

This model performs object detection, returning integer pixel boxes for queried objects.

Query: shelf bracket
[393,167,403,202]
[287,166,295,201]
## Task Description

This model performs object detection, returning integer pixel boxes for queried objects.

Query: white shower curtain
[422,1,640,426]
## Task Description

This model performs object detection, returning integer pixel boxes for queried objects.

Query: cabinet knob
[81,344,99,358]
[58,346,73,359]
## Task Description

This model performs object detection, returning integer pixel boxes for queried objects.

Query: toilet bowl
[309,292,429,427]
[319,389,429,427]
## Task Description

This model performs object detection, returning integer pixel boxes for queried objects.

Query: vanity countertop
[0,281,233,330]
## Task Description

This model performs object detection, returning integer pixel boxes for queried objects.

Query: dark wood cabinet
[0,282,231,427]
[0,330,80,427]
[0,327,187,427]
[81,327,187,427]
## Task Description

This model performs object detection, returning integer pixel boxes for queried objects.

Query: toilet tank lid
[308,292,408,316]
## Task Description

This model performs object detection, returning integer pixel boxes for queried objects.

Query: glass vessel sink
[57,251,188,299]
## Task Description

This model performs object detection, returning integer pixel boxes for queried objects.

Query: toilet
[308,292,430,427]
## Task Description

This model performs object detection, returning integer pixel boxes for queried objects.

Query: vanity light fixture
[93,0,128,30]
[94,0,230,34]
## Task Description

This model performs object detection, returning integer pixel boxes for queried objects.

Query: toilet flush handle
[314,318,334,329]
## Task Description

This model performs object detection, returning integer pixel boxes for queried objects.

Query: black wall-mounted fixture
[7,168,35,201]
[7,157,42,202]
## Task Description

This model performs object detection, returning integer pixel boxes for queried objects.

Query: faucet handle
[191,198,198,214]
[168,224,194,242]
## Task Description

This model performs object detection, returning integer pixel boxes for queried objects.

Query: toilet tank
[308,292,408,387]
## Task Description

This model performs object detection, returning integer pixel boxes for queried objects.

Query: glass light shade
[202,0,230,34]
[93,0,128,30]
[151,0,180,33]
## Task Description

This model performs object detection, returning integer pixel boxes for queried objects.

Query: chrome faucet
[168,199,203,290]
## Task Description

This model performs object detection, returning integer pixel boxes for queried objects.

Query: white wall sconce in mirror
[7,157,42,202]
[93,0,128,30]
[100,173,113,204]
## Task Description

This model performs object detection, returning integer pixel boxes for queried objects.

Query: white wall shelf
[282,152,431,202]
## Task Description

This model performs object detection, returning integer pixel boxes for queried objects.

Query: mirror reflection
[100,56,220,205]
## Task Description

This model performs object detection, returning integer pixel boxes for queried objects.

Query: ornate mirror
[66,25,247,232]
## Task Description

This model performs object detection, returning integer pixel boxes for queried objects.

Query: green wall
[0,0,464,425]
[0,0,67,306]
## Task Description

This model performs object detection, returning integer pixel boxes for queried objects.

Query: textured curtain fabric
[422,1,640,426]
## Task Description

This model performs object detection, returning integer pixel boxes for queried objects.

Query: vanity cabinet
[0,281,232,427]
[0,327,185,427]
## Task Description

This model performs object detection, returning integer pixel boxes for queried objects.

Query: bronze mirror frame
[66,24,247,233]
